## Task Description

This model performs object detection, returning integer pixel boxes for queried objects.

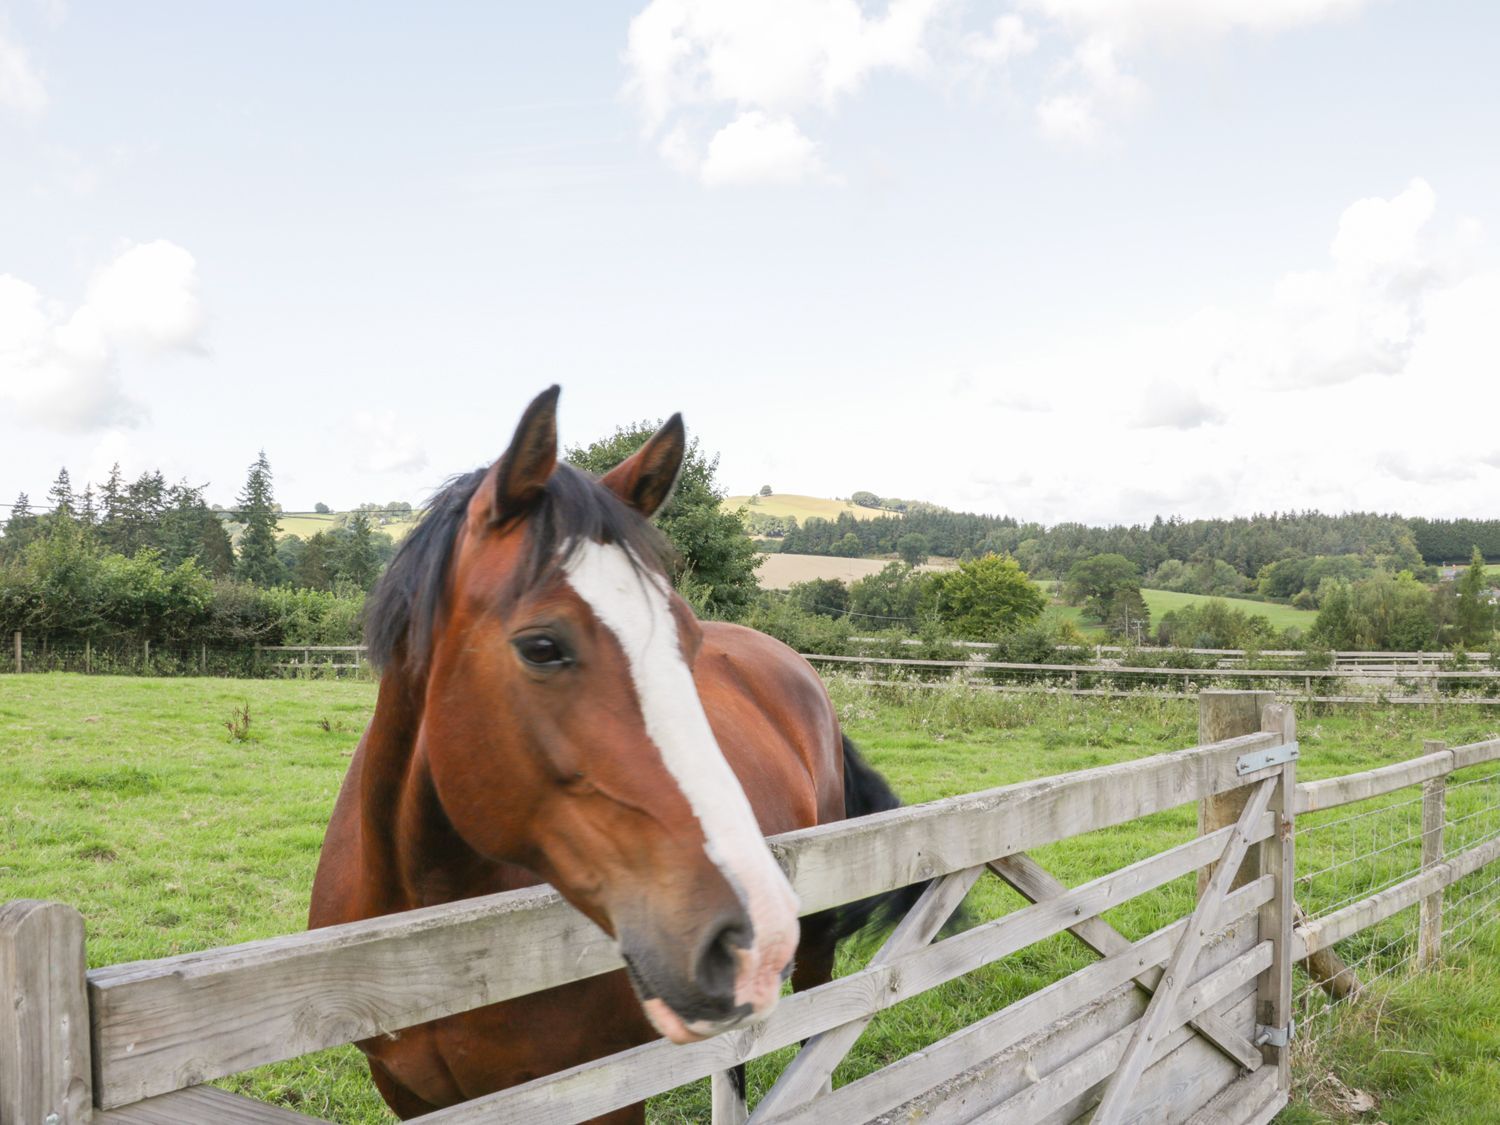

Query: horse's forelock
[364,464,676,678]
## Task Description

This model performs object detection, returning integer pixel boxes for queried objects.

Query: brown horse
[309,387,912,1121]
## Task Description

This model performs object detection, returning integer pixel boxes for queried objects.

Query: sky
[2,0,1498,528]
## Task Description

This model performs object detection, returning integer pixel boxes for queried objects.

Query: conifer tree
[334,511,379,590]
[1457,546,1496,648]
[235,451,284,586]
[48,467,74,519]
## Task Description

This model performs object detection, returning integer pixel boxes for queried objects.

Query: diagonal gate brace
[1089,776,1278,1125]
[986,852,1262,1074]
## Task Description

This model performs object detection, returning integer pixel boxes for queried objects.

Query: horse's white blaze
[563,540,800,1029]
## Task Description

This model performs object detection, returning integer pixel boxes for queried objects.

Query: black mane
[364,463,675,675]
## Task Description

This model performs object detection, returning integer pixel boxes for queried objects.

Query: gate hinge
[1254,1021,1294,1048]
[1237,741,1300,776]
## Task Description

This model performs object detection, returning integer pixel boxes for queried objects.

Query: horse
[309,386,913,1121]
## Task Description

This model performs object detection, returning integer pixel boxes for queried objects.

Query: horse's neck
[361,673,539,911]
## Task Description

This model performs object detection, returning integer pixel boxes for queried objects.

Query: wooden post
[1418,739,1448,970]
[143,638,150,670]
[200,643,207,674]
[12,630,19,674]
[711,1070,748,1124]
[84,639,91,675]
[1257,702,1297,1092]
[0,900,92,1125]
[1197,690,1276,895]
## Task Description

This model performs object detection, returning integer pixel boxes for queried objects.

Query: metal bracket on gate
[1237,741,1300,776]
[1254,1021,1294,1048]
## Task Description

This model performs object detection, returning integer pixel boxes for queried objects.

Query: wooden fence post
[142,638,150,670]
[1197,690,1276,894]
[1258,702,1297,1091]
[1418,739,1448,970]
[0,900,92,1125]
[12,630,20,674]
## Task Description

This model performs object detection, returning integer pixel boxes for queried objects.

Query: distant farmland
[273,513,421,541]
[723,494,897,524]
[755,553,953,589]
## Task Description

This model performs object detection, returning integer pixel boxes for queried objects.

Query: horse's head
[391,386,799,1043]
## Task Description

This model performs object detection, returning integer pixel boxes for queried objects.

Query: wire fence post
[12,630,20,674]
[1418,739,1448,970]
[1258,701,1297,1092]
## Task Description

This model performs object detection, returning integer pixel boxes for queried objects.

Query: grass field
[1140,588,1320,633]
[723,494,897,523]
[274,513,422,542]
[3,676,1499,1122]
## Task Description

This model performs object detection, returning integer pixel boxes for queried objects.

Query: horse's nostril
[695,918,752,1000]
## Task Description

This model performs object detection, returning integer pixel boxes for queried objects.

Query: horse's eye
[514,635,568,669]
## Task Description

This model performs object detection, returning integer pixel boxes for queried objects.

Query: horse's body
[310,389,907,1121]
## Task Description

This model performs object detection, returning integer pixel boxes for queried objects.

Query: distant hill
[722,493,900,524]
[272,513,422,542]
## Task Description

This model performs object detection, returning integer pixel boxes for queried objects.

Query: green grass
[1140,588,1319,633]
[275,513,421,542]
[2,675,1498,1121]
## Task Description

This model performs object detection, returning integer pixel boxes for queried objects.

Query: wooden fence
[806,652,1500,706]
[4,692,1500,1124]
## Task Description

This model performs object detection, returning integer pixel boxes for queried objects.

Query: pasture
[723,494,897,524]
[4,675,1500,1122]
[274,513,422,542]
[1139,588,1321,633]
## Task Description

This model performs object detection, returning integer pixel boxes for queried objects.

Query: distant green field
[723,493,897,524]
[1040,585,1315,640]
[1140,588,1318,632]
[274,514,421,542]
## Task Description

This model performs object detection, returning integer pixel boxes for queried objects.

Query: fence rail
[5,692,1500,1124]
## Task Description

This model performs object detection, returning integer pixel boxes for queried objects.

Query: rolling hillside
[723,494,898,523]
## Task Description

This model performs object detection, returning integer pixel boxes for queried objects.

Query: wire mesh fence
[1293,754,1500,1035]
[2,638,371,679]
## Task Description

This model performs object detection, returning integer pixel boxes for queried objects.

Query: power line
[0,503,424,519]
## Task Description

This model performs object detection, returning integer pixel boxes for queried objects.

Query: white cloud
[0,241,206,432]
[0,31,47,115]
[966,14,1037,62]
[920,179,1500,524]
[624,0,943,182]
[351,411,428,474]
[1134,381,1223,429]
[623,0,1374,172]
[699,112,827,186]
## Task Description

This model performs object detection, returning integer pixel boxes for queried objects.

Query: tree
[1310,581,1357,649]
[1456,546,1496,648]
[759,484,772,497]
[235,451,284,586]
[47,467,75,520]
[314,501,331,514]
[848,563,932,625]
[295,531,337,591]
[928,554,1046,640]
[787,578,849,619]
[897,532,930,567]
[1064,554,1141,623]
[566,422,760,619]
[333,511,380,590]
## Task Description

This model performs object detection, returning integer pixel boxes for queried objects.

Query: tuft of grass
[225,702,253,742]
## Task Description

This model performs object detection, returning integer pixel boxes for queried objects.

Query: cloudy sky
[3,1,1498,526]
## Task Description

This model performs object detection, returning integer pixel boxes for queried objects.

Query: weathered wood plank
[967,947,1271,1124]
[1295,833,1500,959]
[1255,703,1296,1092]
[875,932,1258,1125]
[1092,778,1276,1125]
[91,730,1276,1108]
[750,866,983,1121]
[0,900,91,1125]
[1450,737,1500,770]
[743,881,1272,1125]
[986,852,1260,1073]
[1197,692,1275,895]
[97,1085,328,1123]
[711,1070,748,1125]
[411,855,1274,1125]
[1418,741,1447,971]
[1295,747,1454,814]
[1181,1066,1283,1125]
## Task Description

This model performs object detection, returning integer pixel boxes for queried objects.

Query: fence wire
[1293,761,1500,1033]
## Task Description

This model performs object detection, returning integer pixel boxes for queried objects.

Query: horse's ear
[488,386,560,521]
[601,414,685,519]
